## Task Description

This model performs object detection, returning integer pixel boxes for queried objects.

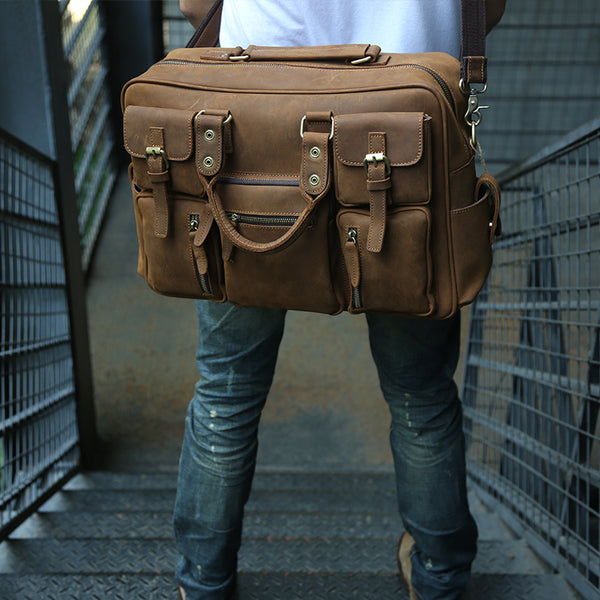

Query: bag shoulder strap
[186,0,487,85]
[185,0,223,49]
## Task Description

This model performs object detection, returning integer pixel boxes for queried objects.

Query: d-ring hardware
[195,110,233,125]
[300,115,334,140]
[350,55,375,65]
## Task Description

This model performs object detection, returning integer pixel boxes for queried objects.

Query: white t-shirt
[220,0,461,57]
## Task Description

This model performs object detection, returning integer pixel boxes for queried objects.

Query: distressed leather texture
[122,44,500,318]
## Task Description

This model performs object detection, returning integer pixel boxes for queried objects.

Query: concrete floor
[86,169,467,472]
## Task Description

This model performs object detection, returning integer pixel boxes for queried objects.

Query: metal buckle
[363,152,391,176]
[145,146,169,169]
[300,115,334,140]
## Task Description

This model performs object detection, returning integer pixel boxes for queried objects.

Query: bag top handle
[185,0,487,86]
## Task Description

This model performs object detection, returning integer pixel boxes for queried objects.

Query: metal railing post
[39,0,99,467]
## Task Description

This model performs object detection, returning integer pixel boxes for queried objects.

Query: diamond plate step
[0,537,548,575]
[0,572,581,600]
[40,487,400,513]
[10,508,510,542]
[64,471,398,492]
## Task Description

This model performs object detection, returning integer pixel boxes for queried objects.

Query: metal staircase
[0,468,581,599]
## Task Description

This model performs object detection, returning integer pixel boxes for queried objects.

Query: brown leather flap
[333,112,427,168]
[124,106,197,161]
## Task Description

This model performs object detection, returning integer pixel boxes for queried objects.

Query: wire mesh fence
[60,0,116,270]
[463,117,600,599]
[0,130,80,537]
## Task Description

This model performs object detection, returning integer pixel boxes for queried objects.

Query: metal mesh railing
[480,0,600,173]
[60,0,116,269]
[463,117,600,599]
[0,130,80,536]
[162,0,196,52]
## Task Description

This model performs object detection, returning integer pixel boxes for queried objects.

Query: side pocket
[451,176,500,306]
[337,207,434,316]
[136,194,224,299]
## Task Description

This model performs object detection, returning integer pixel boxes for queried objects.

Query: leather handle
[186,0,487,85]
[241,44,381,63]
[207,183,321,254]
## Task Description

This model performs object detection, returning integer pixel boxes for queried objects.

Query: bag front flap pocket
[333,112,431,208]
[124,106,196,161]
[334,112,426,167]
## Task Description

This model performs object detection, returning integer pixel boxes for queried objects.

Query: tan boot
[397,531,418,600]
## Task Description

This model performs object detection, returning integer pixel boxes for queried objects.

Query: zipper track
[219,176,298,187]
[157,60,456,113]
[228,212,298,227]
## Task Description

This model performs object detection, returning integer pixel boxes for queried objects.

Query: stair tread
[0,572,580,600]
[0,538,549,575]
[10,509,508,542]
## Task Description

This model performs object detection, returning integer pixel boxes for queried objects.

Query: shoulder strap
[185,0,223,49]
[186,0,487,85]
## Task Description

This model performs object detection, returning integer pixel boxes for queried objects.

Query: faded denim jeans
[174,300,477,600]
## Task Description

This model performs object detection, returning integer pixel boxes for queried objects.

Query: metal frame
[0,0,100,540]
[463,116,600,599]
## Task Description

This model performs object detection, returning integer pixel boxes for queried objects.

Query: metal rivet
[310,146,321,159]
[204,129,215,141]
[203,156,214,169]
[309,174,320,186]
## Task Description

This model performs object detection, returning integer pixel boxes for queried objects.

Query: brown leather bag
[122,0,500,318]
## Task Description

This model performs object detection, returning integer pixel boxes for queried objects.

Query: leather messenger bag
[121,0,500,319]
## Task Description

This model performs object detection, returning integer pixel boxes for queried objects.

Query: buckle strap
[146,127,170,238]
[365,132,390,253]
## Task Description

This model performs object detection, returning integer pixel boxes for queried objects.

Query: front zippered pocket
[338,207,435,316]
[227,212,298,228]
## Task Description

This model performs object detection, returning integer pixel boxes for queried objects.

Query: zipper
[189,214,212,294]
[228,212,298,227]
[347,227,363,310]
[398,64,455,112]
[219,175,298,187]
[158,60,455,113]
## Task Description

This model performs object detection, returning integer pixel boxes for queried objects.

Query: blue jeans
[174,301,477,600]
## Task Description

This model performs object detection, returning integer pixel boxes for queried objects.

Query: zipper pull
[190,214,200,232]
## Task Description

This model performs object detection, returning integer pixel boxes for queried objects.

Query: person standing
[175,2,506,599]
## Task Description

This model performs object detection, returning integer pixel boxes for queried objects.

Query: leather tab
[460,55,488,86]
[346,237,361,289]
[301,130,330,197]
[193,203,214,247]
[195,113,226,177]
[147,127,169,238]
[192,242,209,274]
[366,132,388,253]
[476,173,501,243]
